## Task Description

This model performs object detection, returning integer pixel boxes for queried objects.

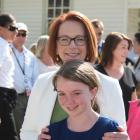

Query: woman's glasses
[16,32,27,37]
[57,35,87,46]
[7,25,18,32]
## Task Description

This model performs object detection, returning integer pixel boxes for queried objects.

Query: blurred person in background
[0,13,19,140]
[35,35,58,74]
[126,47,139,66]
[91,19,104,60]
[11,22,38,138]
[133,32,140,98]
[29,42,37,55]
[126,33,140,66]
[95,32,137,121]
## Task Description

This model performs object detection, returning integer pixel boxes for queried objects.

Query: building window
[47,0,70,28]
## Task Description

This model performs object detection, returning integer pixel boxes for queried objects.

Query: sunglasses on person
[16,32,27,37]
[7,25,18,32]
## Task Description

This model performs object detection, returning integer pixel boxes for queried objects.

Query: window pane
[56,0,61,7]
[49,0,54,7]
[63,9,69,13]
[47,0,70,32]
[48,9,54,18]
[56,9,61,17]
[64,0,69,6]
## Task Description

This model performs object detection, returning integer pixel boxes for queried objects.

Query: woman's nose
[69,40,77,49]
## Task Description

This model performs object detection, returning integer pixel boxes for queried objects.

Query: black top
[95,64,137,120]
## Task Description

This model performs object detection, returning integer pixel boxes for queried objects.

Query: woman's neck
[105,61,124,79]
[67,111,99,132]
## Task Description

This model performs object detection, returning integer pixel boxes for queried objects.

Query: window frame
[42,0,71,34]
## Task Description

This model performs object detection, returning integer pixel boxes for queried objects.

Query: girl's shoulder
[48,119,67,134]
[96,116,118,132]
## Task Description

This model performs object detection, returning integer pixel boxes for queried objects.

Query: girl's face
[57,20,87,62]
[112,39,129,64]
[133,38,140,55]
[56,77,96,118]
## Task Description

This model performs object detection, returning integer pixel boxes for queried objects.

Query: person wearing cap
[11,22,39,138]
[0,13,19,140]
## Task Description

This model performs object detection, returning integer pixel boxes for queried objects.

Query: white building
[1,0,140,47]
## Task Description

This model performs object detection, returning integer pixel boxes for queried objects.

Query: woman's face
[57,20,87,62]
[113,39,129,64]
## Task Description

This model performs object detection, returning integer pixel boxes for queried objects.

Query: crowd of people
[0,11,140,140]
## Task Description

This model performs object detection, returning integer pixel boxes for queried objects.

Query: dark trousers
[13,93,28,138]
[0,87,19,140]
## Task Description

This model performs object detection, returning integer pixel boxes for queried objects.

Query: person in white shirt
[21,11,128,140]
[11,22,38,138]
[0,13,19,140]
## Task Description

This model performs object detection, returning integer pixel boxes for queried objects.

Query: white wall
[128,0,140,8]
[127,9,139,38]
[73,0,126,39]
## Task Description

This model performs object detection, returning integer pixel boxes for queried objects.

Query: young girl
[42,60,118,140]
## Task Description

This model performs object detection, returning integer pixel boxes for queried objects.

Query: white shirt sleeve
[20,71,57,140]
[0,44,7,68]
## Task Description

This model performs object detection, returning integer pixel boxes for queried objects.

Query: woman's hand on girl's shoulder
[38,127,51,140]
[102,126,130,140]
